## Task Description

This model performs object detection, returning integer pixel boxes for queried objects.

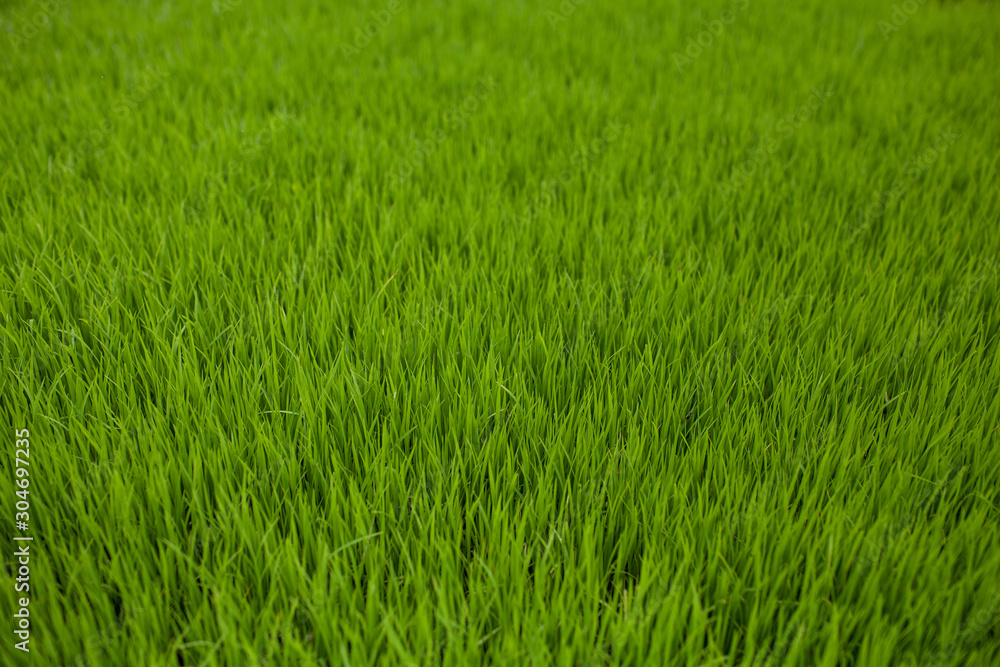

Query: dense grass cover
[2,0,1000,664]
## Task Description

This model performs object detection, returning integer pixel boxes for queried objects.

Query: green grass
[2,0,1000,664]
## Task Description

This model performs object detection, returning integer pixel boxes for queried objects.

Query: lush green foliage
[2,0,999,664]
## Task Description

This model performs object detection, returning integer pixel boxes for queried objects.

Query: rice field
[2,0,999,664]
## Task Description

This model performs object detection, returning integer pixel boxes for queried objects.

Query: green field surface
[2,0,999,664]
